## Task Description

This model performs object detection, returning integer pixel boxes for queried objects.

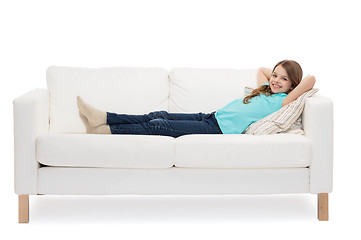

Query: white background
[1,0,360,238]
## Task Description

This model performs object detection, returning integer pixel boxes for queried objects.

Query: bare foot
[77,96,107,127]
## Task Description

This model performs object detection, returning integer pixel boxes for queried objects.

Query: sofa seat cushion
[36,134,175,168]
[175,134,311,168]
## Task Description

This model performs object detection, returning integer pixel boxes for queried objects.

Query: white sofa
[13,66,333,223]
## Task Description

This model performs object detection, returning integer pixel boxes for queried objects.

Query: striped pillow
[244,88,319,135]
[282,115,304,135]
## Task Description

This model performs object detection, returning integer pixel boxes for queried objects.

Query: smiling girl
[77,60,315,137]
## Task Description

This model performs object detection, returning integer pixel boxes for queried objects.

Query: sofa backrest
[47,66,169,133]
[46,66,258,133]
[169,68,258,113]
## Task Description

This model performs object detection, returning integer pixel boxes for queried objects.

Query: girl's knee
[148,111,168,118]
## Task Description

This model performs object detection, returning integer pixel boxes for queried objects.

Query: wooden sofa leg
[19,195,29,223]
[318,193,329,221]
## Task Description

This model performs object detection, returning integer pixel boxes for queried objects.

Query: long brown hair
[243,60,303,104]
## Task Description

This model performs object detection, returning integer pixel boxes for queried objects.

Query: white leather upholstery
[37,134,175,168]
[13,89,49,194]
[38,167,309,195]
[175,134,311,168]
[169,68,258,113]
[302,95,333,193]
[47,66,169,133]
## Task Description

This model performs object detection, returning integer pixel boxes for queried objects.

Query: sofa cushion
[169,68,258,113]
[36,134,175,168]
[175,134,311,168]
[47,66,169,133]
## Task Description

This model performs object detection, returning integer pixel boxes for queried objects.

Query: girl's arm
[281,75,316,107]
[257,67,272,87]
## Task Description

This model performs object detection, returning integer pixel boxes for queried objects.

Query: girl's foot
[89,124,112,134]
[78,111,92,133]
[79,111,111,134]
[77,96,107,127]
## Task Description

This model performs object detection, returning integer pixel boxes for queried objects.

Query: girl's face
[269,65,293,94]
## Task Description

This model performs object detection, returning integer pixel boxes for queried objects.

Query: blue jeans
[106,111,223,138]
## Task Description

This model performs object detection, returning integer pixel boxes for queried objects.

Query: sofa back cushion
[47,66,169,133]
[169,68,258,113]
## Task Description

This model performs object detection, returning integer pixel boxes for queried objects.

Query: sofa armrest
[302,95,333,193]
[13,88,49,194]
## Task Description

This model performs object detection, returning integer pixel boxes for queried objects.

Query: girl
[77,60,316,137]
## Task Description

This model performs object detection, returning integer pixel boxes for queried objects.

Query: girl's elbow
[310,75,316,87]
[257,67,265,73]
[305,75,316,88]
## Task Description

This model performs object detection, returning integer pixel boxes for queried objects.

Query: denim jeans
[106,110,223,138]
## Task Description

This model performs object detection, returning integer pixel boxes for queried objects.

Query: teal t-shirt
[215,83,287,134]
